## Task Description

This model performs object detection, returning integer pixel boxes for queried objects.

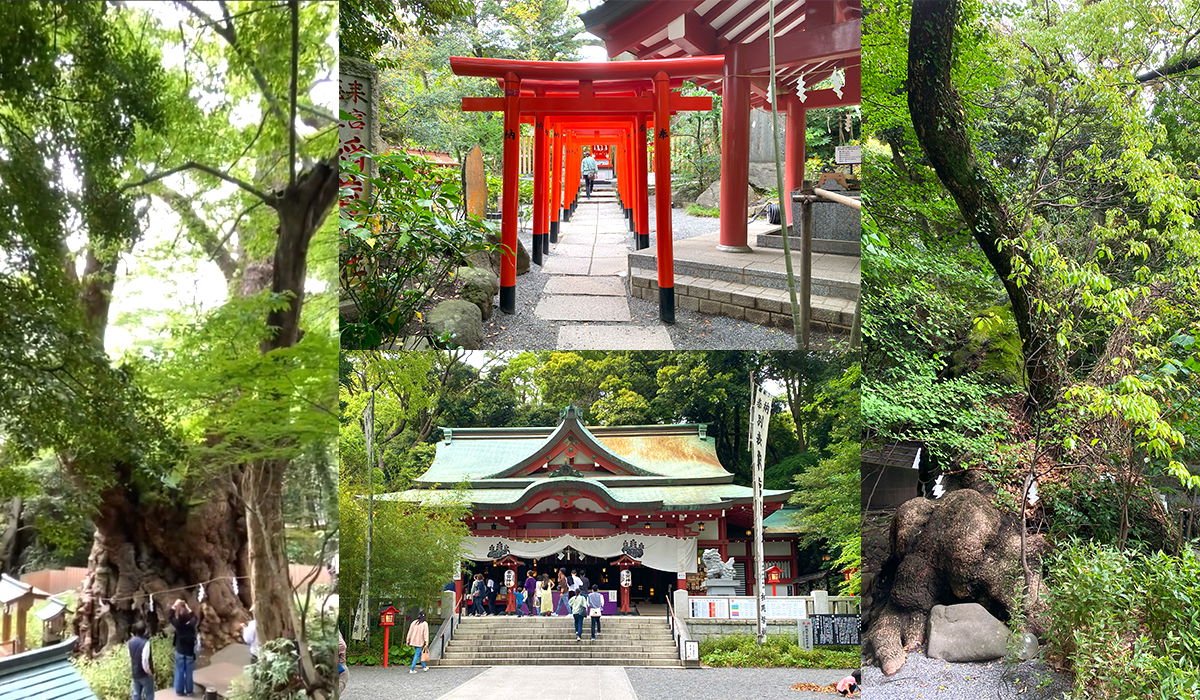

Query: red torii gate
[452,56,724,323]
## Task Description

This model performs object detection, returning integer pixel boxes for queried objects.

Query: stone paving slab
[549,244,595,257]
[591,244,629,257]
[543,276,627,296]
[535,294,632,322]
[542,257,593,275]
[436,666,636,700]
[594,233,630,245]
[589,257,628,276]
[557,325,673,350]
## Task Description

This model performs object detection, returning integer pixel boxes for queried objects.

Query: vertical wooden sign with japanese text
[339,57,379,213]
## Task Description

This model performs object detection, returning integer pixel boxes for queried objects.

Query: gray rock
[695,180,757,210]
[926,603,1010,663]
[456,266,499,319]
[427,299,484,349]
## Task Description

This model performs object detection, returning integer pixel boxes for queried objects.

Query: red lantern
[378,605,399,667]
[764,566,783,596]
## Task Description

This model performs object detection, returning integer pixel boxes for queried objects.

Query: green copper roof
[382,481,791,511]
[416,425,731,485]
[763,507,807,534]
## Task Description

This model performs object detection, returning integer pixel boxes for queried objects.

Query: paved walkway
[153,642,251,699]
[537,184,675,350]
[346,665,856,700]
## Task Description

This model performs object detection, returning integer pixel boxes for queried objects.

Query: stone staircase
[434,615,682,667]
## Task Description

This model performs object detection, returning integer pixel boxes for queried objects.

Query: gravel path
[627,667,856,699]
[481,213,838,351]
[342,666,488,700]
[861,652,1071,700]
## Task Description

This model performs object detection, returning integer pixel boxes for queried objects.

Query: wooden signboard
[464,145,487,219]
[810,614,860,645]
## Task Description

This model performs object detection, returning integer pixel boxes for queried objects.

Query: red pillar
[635,115,650,249]
[622,130,635,230]
[550,124,563,242]
[382,626,390,667]
[499,72,520,313]
[532,117,547,266]
[654,71,675,324]
[676,573,687,590]
[784,95,806,227]
[454,577,463,611]
[718,45,752,252]
[542,126,552,255]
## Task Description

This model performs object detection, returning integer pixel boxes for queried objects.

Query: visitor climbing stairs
[433,614,683,667]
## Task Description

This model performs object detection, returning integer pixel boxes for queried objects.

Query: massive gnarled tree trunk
[75,472,249,655]
[907,0,1064,408]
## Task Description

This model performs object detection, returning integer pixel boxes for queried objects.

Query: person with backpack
[554,568,570,616]
[523,570,538,617]
[568,590,588,641]
[168,598,201,696]
[579,570,591,594]
[128,621,155,700]
[581,150,598,198]
[406,611,430,673]
[586,585,605,640]
[470,573,486,616]
[513,585,526,617]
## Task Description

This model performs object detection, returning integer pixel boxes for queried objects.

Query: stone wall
[683,618,817,642]
[630,274,855,331]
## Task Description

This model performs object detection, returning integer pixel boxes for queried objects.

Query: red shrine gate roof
[579,0,861,109]
[384,406,792,512]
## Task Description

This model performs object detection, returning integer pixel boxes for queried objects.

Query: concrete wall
[684,618,815,642]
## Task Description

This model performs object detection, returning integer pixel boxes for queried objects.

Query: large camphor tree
[0,1,337,689]
[863,0,1200,676]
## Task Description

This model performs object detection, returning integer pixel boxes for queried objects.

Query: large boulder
[427,299,484,349]
[467,227,530,276]
[456,266,499,319]
[695,179,757,210]
[926,603,1010,663]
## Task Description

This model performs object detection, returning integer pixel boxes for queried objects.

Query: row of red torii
[451,55,733,324]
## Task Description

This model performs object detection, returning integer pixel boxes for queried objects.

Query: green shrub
[1047,541,1200,699]
[697,634,859,669]
[76,636,174,699]
[685,203,720,218]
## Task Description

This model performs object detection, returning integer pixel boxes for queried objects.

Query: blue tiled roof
[0,637,96,700]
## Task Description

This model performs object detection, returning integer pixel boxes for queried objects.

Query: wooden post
[499,72,521,313]
[653,71,675,323]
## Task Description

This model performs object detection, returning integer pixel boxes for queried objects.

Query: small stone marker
[464,145,487,219]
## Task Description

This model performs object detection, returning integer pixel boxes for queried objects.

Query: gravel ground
[626,667,856,700]
[481,216,839,351]
[343,665,487,700]
[861,652,1071,700]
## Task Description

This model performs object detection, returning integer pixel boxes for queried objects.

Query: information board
[690,598,729,619]
[811,614,861,645]
[764,597,808,619]
[834,145,862,165]
[728,598,756,619]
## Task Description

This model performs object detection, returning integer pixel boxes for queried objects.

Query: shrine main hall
[385,406,816,611]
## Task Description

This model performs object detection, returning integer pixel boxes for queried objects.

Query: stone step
[755,232,860,256]
[449,636,675,645]
[627,250,858,301]
[444,648,681,657]
[451,633,676,643]
[446,641,676,649]
[629,270,855,332]
[432,658,683,667]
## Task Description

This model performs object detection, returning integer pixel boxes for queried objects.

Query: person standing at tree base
[128,621,155,700]
[168,599,200,697]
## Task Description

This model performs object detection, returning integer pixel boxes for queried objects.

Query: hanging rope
[97,575,247,605]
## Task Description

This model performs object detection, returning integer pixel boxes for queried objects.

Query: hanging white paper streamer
[231,577,239,596]
[796,76,807,103]
[198,584,206,603]
[831,69,845,99]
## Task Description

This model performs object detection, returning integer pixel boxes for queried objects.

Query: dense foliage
[699,635,860,669]
[1047,541,1200,699]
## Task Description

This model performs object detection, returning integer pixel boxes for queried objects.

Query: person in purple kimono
[523,570,538,617]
